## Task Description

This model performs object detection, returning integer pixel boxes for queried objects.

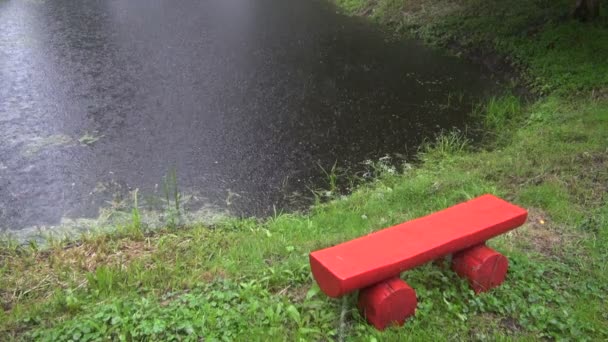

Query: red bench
[309,194,528,330]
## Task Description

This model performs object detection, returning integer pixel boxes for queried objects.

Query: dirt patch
[57,239,155,272]
[400,0,464,19]
[1,290,12,312]
[507,208,568,257]
[268,283,311,303]
[571,150,608,203]
[286,285,310,303]
[1,260,61,312]
[591,88,608,101]
[1,239,156,310]
[354,0,379,17]
[468,313,521,340]
[500,317,523,333]
[505,150,608,210]
[199,269,228,283]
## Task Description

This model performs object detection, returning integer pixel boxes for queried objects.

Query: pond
[0,0,500,239]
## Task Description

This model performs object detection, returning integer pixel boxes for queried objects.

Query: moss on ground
[2,0,608,340]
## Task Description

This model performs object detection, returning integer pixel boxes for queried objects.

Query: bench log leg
[452,244,509,293]
[357,277,417,330]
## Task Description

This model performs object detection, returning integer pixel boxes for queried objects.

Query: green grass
[2,0,608,340]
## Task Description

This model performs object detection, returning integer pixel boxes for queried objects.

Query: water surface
[0,0,499,237]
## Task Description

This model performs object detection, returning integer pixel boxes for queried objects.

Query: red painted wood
[309,194,527,297]
[452,244,509,293]
[357,277,417,330]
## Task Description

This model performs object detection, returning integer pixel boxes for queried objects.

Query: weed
[162,168,182,228]
[0,235,20,257]
[318,161,340,195]
[27,280,339,341]
[419,129,470,162]
[131,189,141,231]
[483,95,524,132]
[120,189,144,240]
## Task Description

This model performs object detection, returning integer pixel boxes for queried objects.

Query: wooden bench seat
[310,194,528,298]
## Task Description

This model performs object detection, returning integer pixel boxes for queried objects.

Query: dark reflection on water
[0,0,499,233]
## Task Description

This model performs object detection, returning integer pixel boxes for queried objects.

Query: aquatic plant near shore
[78,131,104,146]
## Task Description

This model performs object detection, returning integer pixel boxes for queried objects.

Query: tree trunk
[573,0,601,21]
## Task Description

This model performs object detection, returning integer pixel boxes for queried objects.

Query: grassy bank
[2,0,608,340]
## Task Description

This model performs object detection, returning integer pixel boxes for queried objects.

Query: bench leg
[452,244,509,293]
[357,277,417,330]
